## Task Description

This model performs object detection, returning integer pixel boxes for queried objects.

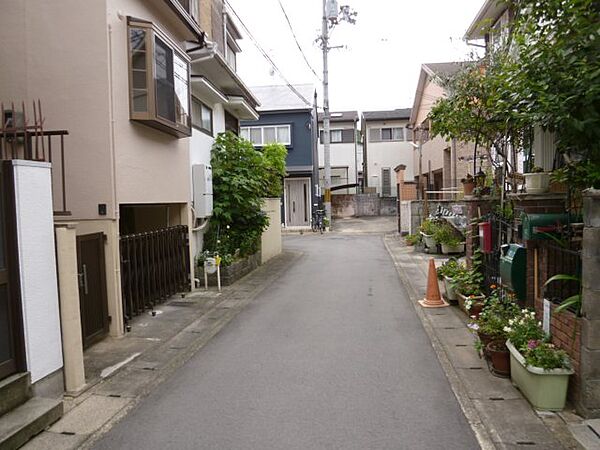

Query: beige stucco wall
[0,0,115,221]
[318,121,358,193]
[414,78,445,127]
[107,0,192,206]
[261,198,282,264]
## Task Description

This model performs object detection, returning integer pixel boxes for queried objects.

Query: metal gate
[120,225,190,322]
[0,162,25,380]
[77,233,109,349]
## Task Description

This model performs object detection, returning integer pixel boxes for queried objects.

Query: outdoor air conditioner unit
[192,164,213,218]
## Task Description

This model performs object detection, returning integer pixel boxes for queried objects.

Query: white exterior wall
[13,161,63,383]
[189,101,225,259]
[365,120,414,196]
[318,122,358,193]
[261,198,282,264]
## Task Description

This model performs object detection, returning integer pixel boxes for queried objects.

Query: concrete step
[0,374,31,418]
[0,397,63,450]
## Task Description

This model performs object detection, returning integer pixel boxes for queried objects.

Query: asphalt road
[94,233,479,450]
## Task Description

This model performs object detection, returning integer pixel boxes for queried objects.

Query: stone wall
[409,199,468,237]
[199,251,262,287]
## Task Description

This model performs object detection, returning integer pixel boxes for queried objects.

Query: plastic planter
[506,340,573,411]
[524,173,550,194]
[457,292,485,317]
[420,232,437,251]
[441,243,465,255]
[443,276,458,302]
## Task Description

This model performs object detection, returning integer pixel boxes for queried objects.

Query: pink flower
[527,340,539,350]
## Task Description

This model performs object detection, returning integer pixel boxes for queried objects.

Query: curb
[382,235,497,450]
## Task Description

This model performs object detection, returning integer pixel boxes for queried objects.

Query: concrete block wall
[579,189,600,417]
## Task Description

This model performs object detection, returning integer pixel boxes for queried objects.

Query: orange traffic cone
[419,258,449,308]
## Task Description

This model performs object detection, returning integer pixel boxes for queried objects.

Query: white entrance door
[284,178,311,227]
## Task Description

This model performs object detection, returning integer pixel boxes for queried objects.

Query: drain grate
[469,367,483,370]
[455,344,468,347]
[61,431,76,436]
[516,441,536,446]
[108,394,121,398]
[489,397,504,401]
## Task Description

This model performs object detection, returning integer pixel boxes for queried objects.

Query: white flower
[508,319,514,325]
[503,326,512,333]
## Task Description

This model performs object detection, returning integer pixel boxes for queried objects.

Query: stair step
[0,397,62,450]
[0,374,31,418]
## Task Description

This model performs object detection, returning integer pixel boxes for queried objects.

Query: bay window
[128,18,191,138]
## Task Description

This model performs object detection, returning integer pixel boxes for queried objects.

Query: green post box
[500,243,527,302]
[521,212,570,240]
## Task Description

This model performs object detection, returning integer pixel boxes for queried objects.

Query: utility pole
[320,1,356,224]
[322,0,332,222]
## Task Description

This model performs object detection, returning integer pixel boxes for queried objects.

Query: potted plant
[524,165,550,194]
[434,224,465,254]
[405,233,421,246]
[452,267,485,317]
[419,219,439,251]
[505,310,573,410]
[436,259,462,302]
[468,287,520,374]
[461,174,475,197]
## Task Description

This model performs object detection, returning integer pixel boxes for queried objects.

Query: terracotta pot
[463,181,475,196]
[478,331,495,349]
[486,340,510,377]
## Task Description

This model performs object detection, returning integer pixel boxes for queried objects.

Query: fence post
[55,223,86,393]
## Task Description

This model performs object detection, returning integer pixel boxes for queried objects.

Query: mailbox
[521,212,570,241]
[499,243,527,302]
[479,221,492,253]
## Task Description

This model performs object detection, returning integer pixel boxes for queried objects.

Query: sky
[228,0,485,113]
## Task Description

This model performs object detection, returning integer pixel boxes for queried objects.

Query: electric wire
[225,0,314,108]
[277,0,322,82]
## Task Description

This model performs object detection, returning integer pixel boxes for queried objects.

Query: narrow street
[93,224,479,450]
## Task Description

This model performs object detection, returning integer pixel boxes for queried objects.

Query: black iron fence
[120,225,190,322]
[480,213,511,296]
[542,244,582,310]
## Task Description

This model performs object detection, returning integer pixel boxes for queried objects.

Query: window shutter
[319,130,324,144]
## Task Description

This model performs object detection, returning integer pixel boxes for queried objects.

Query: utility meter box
[192,164,213,218]
[500,243,527,302]
[521,212,570,240]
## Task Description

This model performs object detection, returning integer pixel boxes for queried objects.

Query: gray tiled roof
[250,84,315,112]
[317,111,359,123]
[362,108,411,121]
[422,62,468,79]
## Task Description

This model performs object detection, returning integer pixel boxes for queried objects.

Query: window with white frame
[331,129,342,143]
[240,125,291,146]
[368,127,406,142]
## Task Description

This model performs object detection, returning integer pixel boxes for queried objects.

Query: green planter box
[506,340,573,411]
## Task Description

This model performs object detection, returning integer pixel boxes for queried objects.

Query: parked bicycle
[312,208,326,233]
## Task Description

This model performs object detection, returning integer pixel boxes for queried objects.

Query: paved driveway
[94,233,479,450]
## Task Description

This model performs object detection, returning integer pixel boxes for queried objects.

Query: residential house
[240,84,318,229]
[0,0,258,423]
[361,109,414,197]
[410,62,478,198]
[317,111,360,195]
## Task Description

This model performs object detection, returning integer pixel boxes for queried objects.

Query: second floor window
[191,98,213,135]
[240,125,291,146]
[369,127,405,142]
[319,129,355,144]
[128,18,191,138]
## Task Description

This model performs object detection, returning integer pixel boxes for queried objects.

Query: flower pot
[443,276,458,302]
[506,340,573,411]
[463,181,475,197]
[524,172,550,194]
[486,341,510,377]
[441,242,465,255]
[420,232,437,251]
[457,292,485,317]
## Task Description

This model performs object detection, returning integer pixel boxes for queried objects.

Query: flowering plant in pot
[505,309,573,410]
[452,267,484,316]
[436,258,462,302]
[524,165,550,194]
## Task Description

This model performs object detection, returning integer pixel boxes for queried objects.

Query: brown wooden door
[77,233,109,349]
[0,162,25,380]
